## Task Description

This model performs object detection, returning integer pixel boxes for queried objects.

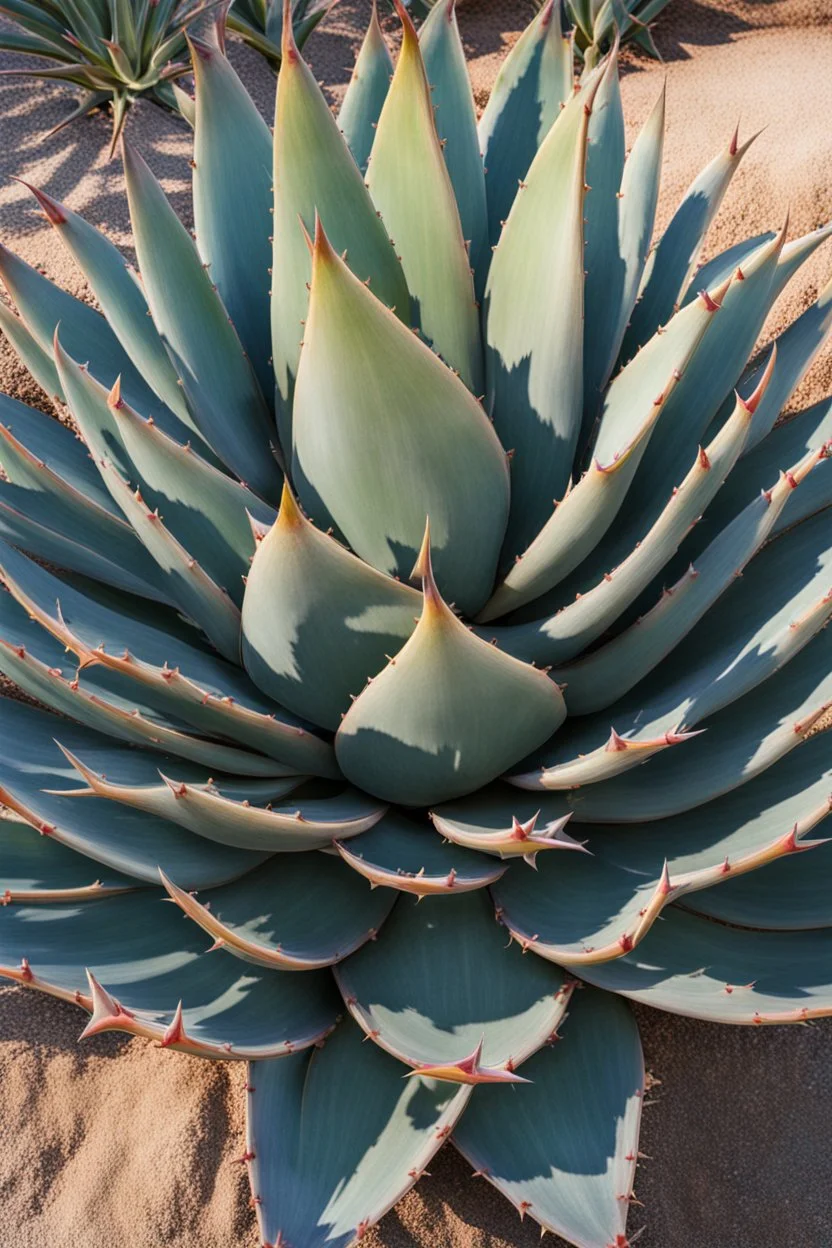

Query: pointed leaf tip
[410,518,432,581]
[282,0,299,60]
[740,342,777,414]
[14,178,67,226]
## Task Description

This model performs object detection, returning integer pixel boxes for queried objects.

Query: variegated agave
[0,2,831,1246]
[0,0,325,151]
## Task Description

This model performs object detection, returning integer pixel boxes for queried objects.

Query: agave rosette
[0,0,328,150]
[0,1,831,1244]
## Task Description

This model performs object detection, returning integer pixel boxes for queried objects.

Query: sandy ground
[1,1,832,1245]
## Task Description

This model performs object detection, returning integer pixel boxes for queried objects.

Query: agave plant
[226,0,332,69]
[0,0,831,1244]
[389,0,673,62]
[0,0,329,151]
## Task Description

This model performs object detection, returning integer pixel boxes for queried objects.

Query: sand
[1,2,831,1245]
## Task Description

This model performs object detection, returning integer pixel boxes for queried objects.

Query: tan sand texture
[0,1,831,1245]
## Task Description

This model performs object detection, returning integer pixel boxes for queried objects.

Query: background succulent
[0,0,328,151]
[388,0,674,62]
[0,2,830,1246]
[226,0,333,71]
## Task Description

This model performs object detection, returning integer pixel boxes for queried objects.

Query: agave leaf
[0,699,274,888]
[292,224,509,618]
[190,31,274,398]
[0,541,339,777]
[478,282,726,622]
[98,459,243,663]
[121,142,279,501]
[545,225,792,614]
[57,746,384,852]
[0,887,341,1058]
[680,231,775,307]
[0,241,183,426]
[103,384,275,607]
[336,811,507,895]
[477,0,572,249]
[523,507,832,789]
[489,371,763,664]
[494,733,832,965]
[717,269,832,455]
[366,1,482,392]
[334,890,572,1073]
[566,625,832,823]
[698,398,832,553]
[271,9,409,451]
[160,852,396,971]
[579,905,832,1024]
[242,485,420,731]
[0,814,138,903]
[335,532,565,806]
[622,126,758,355]
[247,1017,471,1248]
[0,411,169,600]
[454,988,643,1248]
[418,0,489,298]
[580,44,625,434]
[0,299,62,401]
[0,589,302,776]
[0,390,118,514]
[336,1,393,173]
[607,80,664,380]
[683,838,832,931]
[554,441,827,714]
[431,785,579,863]
[485,70,597,559]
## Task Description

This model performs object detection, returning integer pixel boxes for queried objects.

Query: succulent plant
[226,0,332,70]
[0,1,831,1245]
[0,0,329,152]
[389,0,674,62]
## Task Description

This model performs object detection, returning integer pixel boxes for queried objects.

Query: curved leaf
[454,988,643,1248]
[241,485,420,730]
[0,699,274,888]
[334,890,572,1072]
[160,852,396,970]
[555,441,827,714]
[494,732,832,965]
[0,540,338,777]
[0,888,340,1058]
[335,534,565,805]
[191,31,274,398]
[477,0,572,248]
[485,71,596,558]
[271,10,409,450]
[367,1,482,392]
[580,906,832,1024]
[478,281,726,622]
[622,126,758,355]
[292,223,509,618]
[419,0,489,296]
[57,746,385,853]
[122,142,279,500]
[247,1017,471,1248]
[0,814,138,903]
[337,1,393,173]
[335,811,507,895]
[18,182,193,430]
[521,508,832,789]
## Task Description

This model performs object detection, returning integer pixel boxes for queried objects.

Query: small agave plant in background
[0,0,328,151]
[227,0,333,70]
[0,0,831,1244]
[391,0,674,62]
